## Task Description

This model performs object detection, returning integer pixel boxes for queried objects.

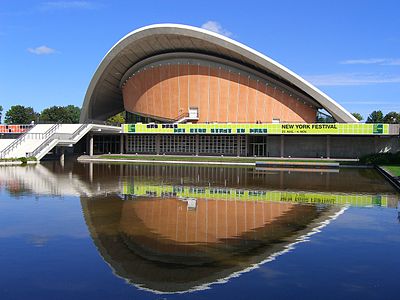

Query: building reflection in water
[1,161,399,293]
[82,194,344,293]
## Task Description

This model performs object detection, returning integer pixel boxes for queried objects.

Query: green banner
[123,123,390,135]
[122,181,389,207]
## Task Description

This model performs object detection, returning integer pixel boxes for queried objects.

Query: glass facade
[126,134,246,156]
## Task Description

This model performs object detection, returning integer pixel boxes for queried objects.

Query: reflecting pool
[0,161,399,299]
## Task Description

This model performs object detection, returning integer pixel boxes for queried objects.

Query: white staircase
[0,123,121,160]
[0,124,92,160]
[0,124,59,158]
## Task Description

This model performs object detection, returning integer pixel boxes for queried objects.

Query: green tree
[383,111,400,124]
[64,105,81,123]
[0,105,3,123]
[4,105,37,124]
[351,112,363,121]
[106,112,125,126]
[40,105,81,123]
[366,110,384,123]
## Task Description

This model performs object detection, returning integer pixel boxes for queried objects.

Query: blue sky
[1,0,400,120]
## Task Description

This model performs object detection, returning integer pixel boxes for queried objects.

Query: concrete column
[280,135,284,158]
[89,134,94,156]
[60,147,65,162]
[89,162,93,183]
[120,134,124,154]
[326,135,331,159]
[326,173,330,189]
[236,135,241,157]
[155,135,160,154]
[86,134,89,155]
[245,135,249,156]
[195,134,199,156]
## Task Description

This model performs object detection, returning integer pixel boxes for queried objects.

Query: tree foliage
[366,110,384,123]
[106,112,126,126]
[0,105,3,123]
[39,105,81,123]
[4,105,37,124]
[383,111,400,124]
[351,112,363,121]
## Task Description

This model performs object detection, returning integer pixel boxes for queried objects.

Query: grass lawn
[99,155,339,164]
[382,165,400,177]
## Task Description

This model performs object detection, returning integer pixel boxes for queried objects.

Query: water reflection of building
[1,162,398,206]
[81,194,344,293]
[120,164,399,208]
[77,164,398,293]
[0,163,120,197]
[1,162,399,293]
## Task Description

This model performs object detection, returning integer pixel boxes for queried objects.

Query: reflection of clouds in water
[345,264,374,275]
[0,230,88,240]
[340,282,366,292]
[27,235,49,247]
[383,234,400,242]
[257,266,285,280]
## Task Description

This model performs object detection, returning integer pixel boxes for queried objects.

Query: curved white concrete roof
[80,23,358,123]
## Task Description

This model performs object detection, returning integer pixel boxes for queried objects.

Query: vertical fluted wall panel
[122,63,317,123]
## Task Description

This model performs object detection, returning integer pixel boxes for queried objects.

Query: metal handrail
[0,123,64,158]
[26,124,91,158]
[42,123,61,138]
[0,125,36,158]
[70,124,90,139]
[26,133,67,158]
[173,112,189,122]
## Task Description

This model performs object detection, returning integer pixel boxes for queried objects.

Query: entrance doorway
[252,143,266,157]
[249,136,268,157]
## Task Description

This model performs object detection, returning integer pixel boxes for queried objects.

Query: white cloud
[382,59,400,66]
[304,73,400,86]
[28,45,56,55]
[40,1,98,10]
[201,21,232,37]
[340,58,400,66]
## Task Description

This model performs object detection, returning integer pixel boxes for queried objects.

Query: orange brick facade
[122,63,317,123]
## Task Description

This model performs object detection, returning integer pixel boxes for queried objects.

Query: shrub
[18,157,27,164]
[360,151,400,165]
[0,157,36,163]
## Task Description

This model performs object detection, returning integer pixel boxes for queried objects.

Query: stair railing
[0,125,36,158]
[26,124,90,159]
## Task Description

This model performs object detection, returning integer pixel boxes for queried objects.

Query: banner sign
[122,182,389,207]
[123,123,390,135]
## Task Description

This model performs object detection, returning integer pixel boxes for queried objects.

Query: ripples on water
[0,161,399,299]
